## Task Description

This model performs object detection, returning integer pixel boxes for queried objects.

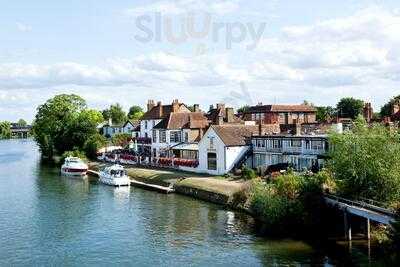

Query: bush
[249,171,326,236]
[111,133,131,146]
[241,166,256,180]
[84,133,107,159]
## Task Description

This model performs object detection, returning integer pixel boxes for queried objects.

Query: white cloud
[16,22,32,32]
[251,7,400,89]
[0,52,248,89]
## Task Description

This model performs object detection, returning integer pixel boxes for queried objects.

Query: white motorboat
[61,157,88,177]
[99,164,130,187]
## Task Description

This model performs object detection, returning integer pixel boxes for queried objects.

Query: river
[0,139,386,266]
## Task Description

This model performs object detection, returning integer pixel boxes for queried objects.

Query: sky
[1,0,400,122]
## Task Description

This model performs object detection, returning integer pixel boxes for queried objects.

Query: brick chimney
[226,107,234,123]
[157,101,163,117]
[147,100,155,111]
[172,99,180,113]
[193,104,200,112]
[363,102,373,123]
[216,103,225,110]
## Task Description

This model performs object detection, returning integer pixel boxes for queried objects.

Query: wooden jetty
[325,194,396,241]
[87,169,174,194]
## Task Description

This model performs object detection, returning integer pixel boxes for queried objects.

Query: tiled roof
[392,111,400,120]
[153,112,209,130]
[206,108,242,123]
[141,103,188,120]
[212,125,259,146]
[246,104,316,113]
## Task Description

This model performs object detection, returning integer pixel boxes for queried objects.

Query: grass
[176,177,246,197]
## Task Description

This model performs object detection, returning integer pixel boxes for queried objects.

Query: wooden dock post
[344,210,352,241]
[366,218,371,240]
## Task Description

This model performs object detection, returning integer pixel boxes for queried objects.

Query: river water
[0,139,385,266]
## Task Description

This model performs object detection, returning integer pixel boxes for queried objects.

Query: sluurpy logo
[133,12,267,50]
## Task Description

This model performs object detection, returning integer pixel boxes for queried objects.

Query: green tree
[32,94,103,158]
[237,105,250,114]
[111,133,131,146]
[0,121,11,139]
[328,117,400,202]
[102,103,127,124]
[17,119,27,127]
[84,133,107,159]
[316,106,336,122]
[336,97,364,119]
[128,105,144,120]
[380,95,400,117]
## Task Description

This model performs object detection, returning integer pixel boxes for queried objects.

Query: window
[254,154,266,167]
[290,139,302,147]
[160,130,166,143]
[145,121,148,129]
[207,153,217,170]
[152,130,157,143]
[209,137,215,149]
[184,132,189,142]
[170,131,181,143]
[311,140,324,150]
[272,140,282,149]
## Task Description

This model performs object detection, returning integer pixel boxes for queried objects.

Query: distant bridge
[324,194,396,240]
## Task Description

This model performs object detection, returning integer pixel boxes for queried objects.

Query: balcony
[133,137,152,144]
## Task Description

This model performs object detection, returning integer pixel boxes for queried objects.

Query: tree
[128,105,144,120]
[328,117,400,202]
[102,103,127,124]
[17,119,27,127]
[32,94,103,158]
[84,133,107,159]
[0,121,11,139]
[237,105,250,114]
[302,100,314,106]
[111,133,131,146]
[380,95,400,117]
[336,97,364,119]
[316,106,336,122]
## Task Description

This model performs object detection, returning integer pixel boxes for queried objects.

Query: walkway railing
[324,194,395,217]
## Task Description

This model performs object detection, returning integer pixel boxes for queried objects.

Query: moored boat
[61,157,88,177]
[99,164,130,187]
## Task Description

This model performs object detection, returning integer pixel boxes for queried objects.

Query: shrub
[84,133,107,159]
[249,171,326,236]
[241,166,257,180]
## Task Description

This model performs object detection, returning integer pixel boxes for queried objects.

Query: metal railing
[325,194,396,217]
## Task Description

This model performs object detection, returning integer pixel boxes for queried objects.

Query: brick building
[242,104,317,124]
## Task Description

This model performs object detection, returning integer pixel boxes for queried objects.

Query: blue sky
[1,0,400,121]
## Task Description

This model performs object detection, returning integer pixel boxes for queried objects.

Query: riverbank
[88,161,248,207]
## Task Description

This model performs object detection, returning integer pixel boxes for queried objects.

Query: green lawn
[175,177,246,197]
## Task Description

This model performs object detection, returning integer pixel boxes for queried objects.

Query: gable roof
[123,120,139,128]
[141,103,189,120]
[246,104,316,113]
[211,125,259,146]
[206,107,242,124]
[153,112,209,130]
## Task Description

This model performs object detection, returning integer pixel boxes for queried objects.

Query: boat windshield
[110,169,125,177]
